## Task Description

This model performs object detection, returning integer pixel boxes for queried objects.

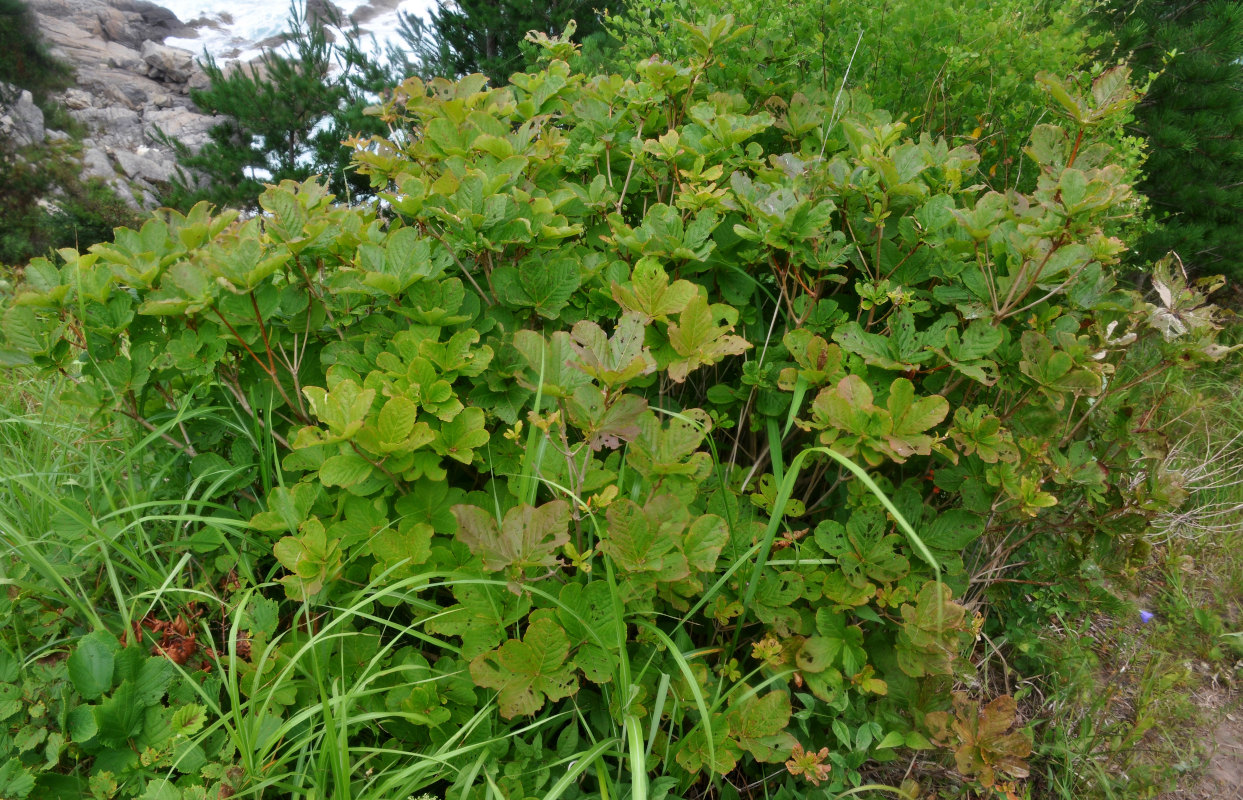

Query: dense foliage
[0,140,141,266]
[0,0,69,98]
[1098,0,1243,280]
[0,18,1234,800]
[597,0,1107,190]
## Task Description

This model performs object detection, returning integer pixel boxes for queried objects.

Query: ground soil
[1165,685,1243,799]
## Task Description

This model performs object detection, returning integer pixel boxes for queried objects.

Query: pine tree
[399,0,607,85]
[1100,0,1243,279]
[161,2,403,211]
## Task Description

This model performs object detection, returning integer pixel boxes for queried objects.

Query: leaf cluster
[0,24,1234,798]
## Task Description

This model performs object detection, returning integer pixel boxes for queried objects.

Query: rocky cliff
[13,0,216,208]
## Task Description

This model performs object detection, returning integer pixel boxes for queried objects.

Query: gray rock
[105,44,145,71]
[0,85,46,146]
[61,88,93,110]
[114,148,173,184]
[141,40,195,84]
[81,146,114,180]
[97,7,130,44]
[24,0,219,210]
[105,81,148,110]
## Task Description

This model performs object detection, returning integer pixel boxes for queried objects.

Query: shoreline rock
[26,0,215,208]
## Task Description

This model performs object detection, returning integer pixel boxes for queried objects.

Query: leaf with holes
[569,312,656,388]
[566,386,648,451]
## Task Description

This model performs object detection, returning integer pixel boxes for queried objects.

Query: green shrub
[0,22,1232,798]
[0,139,140,267]
[597,0,1112,190]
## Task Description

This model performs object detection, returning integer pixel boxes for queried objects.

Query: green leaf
[896,582,967,677]
[67,706,98,743]
[885,377,948,459]
[833,322,914,370]
[1025,124,1070,168]
[302,380,375,441]
[0,685,19,722]
[250,483,319,533]
[814,609,868,675]
[728,691,797,762]
[369,522,433,579]
[68,631,118,701]
[922,509,985,551]
[453,500,570,572]
[877,730,906,749]
[377,396,418,443]
[469,618,579,718]
[569,312,656,387]
[94,681,144,748]
[492,258,580,318]
[915,194,956,232]
[1,306,48,357]
[599,497,689,582]
[132,657,174,706]
[513,329,592,398]
[435,406,489,464]
[273,517,342,600]
[0,758,34,799]
[667,293,750,382]
[170,704,207,738]
[778,329,844,389]
[954,321,1003,362]
[676,720,739,776]
[682,514,728,572]
[627,408,713,477]
[612,257,699,321]
[319,452,376,488]
[362,227,443,293]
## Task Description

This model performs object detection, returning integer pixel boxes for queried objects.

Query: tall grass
[1025,330,1243,798]
[0,364,935,798]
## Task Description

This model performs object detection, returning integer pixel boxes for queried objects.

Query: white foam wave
[162,0,435,65]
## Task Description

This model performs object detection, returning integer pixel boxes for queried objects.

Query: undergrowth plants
[0,19,1234,799]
